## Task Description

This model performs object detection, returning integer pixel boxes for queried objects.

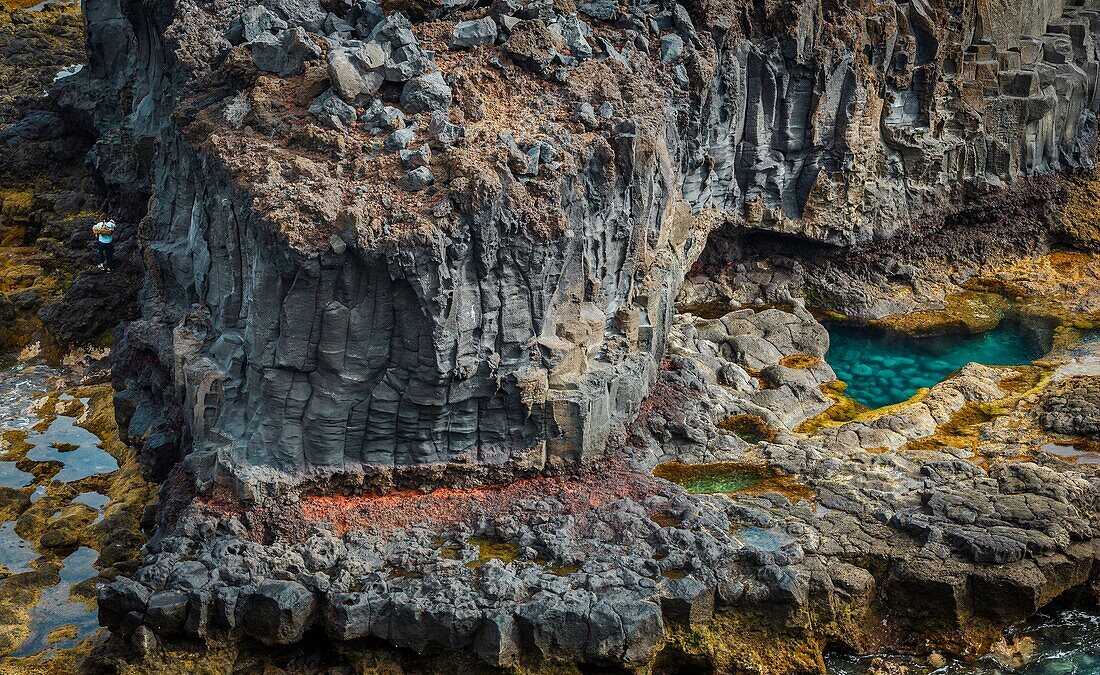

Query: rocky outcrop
[683,0,1100,243]
[62,0,1100,667]
[1040,375,1100,436]
[72,0,1100,499]
[95,302,1100,671]
[0,2,143,351]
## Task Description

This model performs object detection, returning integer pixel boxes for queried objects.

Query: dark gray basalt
[76,0,1100,498]
[58,0,1100,667]
[1040,375,1100,437]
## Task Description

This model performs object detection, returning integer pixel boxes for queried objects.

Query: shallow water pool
[825,319,1052,410]
[653,462,771,494]
[0,355,114,659]
[827,608,1100,673]
[10,546,99,657]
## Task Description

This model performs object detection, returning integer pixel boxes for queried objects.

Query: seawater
[827,608,1100,673]
[825,319,1052,410]
[0,356,109,659]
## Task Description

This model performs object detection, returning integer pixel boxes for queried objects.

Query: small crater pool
[653,462,772,494]
[825,319,1053,410]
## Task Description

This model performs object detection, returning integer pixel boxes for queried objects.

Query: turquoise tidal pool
[825,319,1053,410]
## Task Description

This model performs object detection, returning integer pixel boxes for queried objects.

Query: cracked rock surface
[48,0,1100,668]
[59,0,1100,496]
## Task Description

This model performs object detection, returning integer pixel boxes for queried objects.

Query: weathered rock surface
[51,0,1100,667]
[72,0,1100,499]
[1040,375,1100,437]
[97,307,1100,670]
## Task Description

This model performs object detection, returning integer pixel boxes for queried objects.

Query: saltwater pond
[0,357,110,661]
[825,319,1053,410]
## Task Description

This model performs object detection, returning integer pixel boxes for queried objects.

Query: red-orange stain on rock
[300,466,657,535]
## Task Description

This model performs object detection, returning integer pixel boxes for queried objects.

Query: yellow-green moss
[872,291,1008,337]
[779,354,822,370]
[794,381,868,434]
[717,414,777,444]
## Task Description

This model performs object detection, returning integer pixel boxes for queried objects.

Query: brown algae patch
[779,354,822,370]
[872,291,1009,337]
[717,414,777,444]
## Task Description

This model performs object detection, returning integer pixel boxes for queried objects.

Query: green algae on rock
[653,462,772,494]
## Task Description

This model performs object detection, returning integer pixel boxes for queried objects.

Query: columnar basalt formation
[56,0,1100,667]
[67,0,1100,497]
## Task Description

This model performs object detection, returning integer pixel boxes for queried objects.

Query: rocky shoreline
[3,0,1100,671]
[84,254,1100,672]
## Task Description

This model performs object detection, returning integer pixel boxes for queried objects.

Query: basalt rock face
[78,0,1100,496]
[72,0,1100,666]
[683,0,1100,244]
[82,0,712,496]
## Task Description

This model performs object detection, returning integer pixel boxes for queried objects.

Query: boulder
[450,17,498,48]
[352,0,385,37]
[397,166,434,190]
[266,0,327,31]
[490,0,552,21]
[361,102,405,133]
[322,12,354,36]
[309,89,358,131]
[427,110,464,145]
[400,71,452,113]
[578,0,617,21]
[324,592,374,640]
[0,293,15,322]
[98,578,152,629]
[384,127,415,152]
[328,46,384,104]
[249,27,321,76]
[560,15,592,59]
[144,590,189,634]
[473,610,521,667]
[239,580,318,645]
[399,145,431,168]
[227,5,288,45]
[572,101,598,128]
[660,33,683,62]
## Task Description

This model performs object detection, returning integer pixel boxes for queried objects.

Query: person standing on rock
[92,216,117,272]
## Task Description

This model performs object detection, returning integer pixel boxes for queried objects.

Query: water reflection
[10,547,99,657]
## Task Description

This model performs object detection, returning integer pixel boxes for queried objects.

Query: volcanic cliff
[46,0,1100,669]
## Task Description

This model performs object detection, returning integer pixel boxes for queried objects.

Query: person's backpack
[93,220,117,238]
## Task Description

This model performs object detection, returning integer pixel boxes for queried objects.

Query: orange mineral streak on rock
[300,466,659,536]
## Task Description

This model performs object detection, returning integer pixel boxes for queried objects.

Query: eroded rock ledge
[60,0,1100,669]
[66,0,1100,497]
